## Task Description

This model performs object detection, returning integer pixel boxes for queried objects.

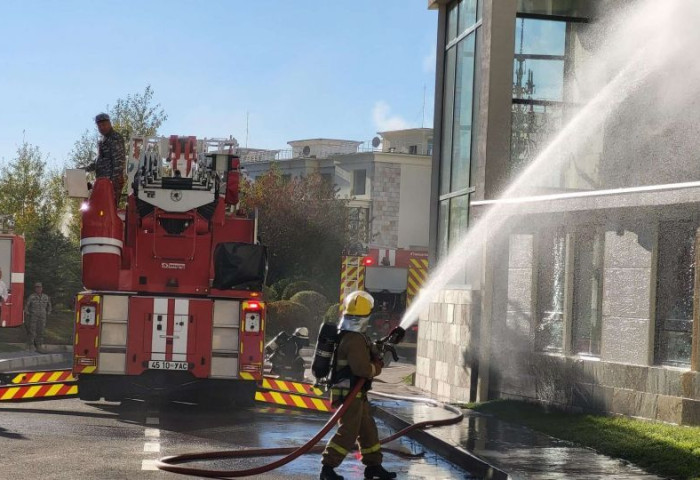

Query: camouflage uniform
[24,292,51,349]
[94,129,126,205]
[322,331,383,469]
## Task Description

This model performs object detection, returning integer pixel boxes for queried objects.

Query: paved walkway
[0,344,71,372]
[372,362,662,480]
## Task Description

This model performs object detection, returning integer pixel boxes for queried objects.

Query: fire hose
[157,379,464,478]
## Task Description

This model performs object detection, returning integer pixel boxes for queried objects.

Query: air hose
[157,379,464,478]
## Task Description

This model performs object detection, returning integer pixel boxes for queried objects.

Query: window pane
[352,169,366,195]
[440,47,457,195]
[438,200,450,259]
[458,0,478,34]
[447,2,458,43]
[515,18,566,56]
[513,58,564,102]
[517,58,565,103]
[536,228,566,352]
[572,229,603,356]
[517,0,593,18]
[448,195,469,250]
[451,34,476,191]
[510,102,564,177]
[655,222,695,367]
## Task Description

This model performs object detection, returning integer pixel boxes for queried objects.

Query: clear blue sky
[0,1,437,167]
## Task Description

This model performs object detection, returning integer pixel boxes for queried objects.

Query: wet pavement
[0,349,664,479]
[371,364,663,479]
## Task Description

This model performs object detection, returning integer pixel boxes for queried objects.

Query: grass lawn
[0,308,73,349]
[467,400,700,480]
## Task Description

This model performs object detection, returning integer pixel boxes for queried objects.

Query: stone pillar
[371,162,401,247]
[601,227,655,365]
[415,289,478,403]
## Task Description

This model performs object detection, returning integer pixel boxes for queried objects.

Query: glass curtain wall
[437,0,481,259]
[510,5,597,191]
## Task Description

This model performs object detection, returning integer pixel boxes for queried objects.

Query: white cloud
[372,101,410,131]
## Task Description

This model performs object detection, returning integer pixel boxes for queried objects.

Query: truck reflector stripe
[172,299,189,362]
[81,245,121,255]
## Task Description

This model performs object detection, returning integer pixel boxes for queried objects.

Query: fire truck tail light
[243,300,262,311]
[363,257,374,266]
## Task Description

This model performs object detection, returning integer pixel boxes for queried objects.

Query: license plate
[148,360,188,371]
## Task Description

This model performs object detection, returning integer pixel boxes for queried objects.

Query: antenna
[421,84,426,128]
[245,111,249,148]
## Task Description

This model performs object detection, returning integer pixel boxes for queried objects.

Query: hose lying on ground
[157,379,464,478]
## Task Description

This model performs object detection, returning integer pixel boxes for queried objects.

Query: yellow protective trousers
[322,393,382,468]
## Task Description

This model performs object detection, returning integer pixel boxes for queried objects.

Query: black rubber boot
[364,465,397,479]
[320,465,344,480]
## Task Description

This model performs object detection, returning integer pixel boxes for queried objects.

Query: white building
[241,128,433,251]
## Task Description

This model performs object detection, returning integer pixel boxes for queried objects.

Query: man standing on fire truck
[87,113,126,205]
[320,290,396,480]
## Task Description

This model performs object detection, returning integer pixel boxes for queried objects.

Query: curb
[0,352,72,373]
[373,405,509,480]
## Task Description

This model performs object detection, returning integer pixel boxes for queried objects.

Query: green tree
[0,142,66,238]
[24,216,82,308]
[241,167,349,295]
[108,84,168,141]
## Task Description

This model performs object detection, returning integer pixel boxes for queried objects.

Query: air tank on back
[80,178,123,290]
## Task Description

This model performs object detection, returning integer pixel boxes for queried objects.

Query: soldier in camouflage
[87,113,126,205]
[24,282,51,353]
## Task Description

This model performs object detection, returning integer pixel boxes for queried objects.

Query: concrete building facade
[421,0,700,424]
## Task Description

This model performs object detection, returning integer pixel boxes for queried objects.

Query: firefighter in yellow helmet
[320,291,396,480]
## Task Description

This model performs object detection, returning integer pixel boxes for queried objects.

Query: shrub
[290,291,329,324]
[263,285,278,302]
[323,303,341,325]
[265,300,313,341]
[282,280,323,300]
[272,278,294,297]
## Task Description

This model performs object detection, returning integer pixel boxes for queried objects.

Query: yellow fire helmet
[342,290,375,317]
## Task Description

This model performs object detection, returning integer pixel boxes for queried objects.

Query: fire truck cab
[69,135,267,405]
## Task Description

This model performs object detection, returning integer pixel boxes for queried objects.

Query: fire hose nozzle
[387,326,405,345]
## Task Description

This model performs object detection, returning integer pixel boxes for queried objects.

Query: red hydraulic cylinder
[81,178,123,290]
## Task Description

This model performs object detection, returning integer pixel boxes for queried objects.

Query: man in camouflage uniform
[87,113,126,206]
[320,291,396,480]
[24,282,51,353]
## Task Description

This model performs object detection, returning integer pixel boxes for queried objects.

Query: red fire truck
[71,136,267,405]
[339,247,428,343]
[0,230,25,328]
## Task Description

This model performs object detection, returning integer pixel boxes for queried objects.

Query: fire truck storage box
[64,169,89,198]
[212,242,267,290]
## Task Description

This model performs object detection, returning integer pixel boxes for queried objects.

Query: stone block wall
[415,289,479,403]
[601,228,654,365]
[371,163,401,247]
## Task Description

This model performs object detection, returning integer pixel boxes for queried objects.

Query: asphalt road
[0,397,473,480]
